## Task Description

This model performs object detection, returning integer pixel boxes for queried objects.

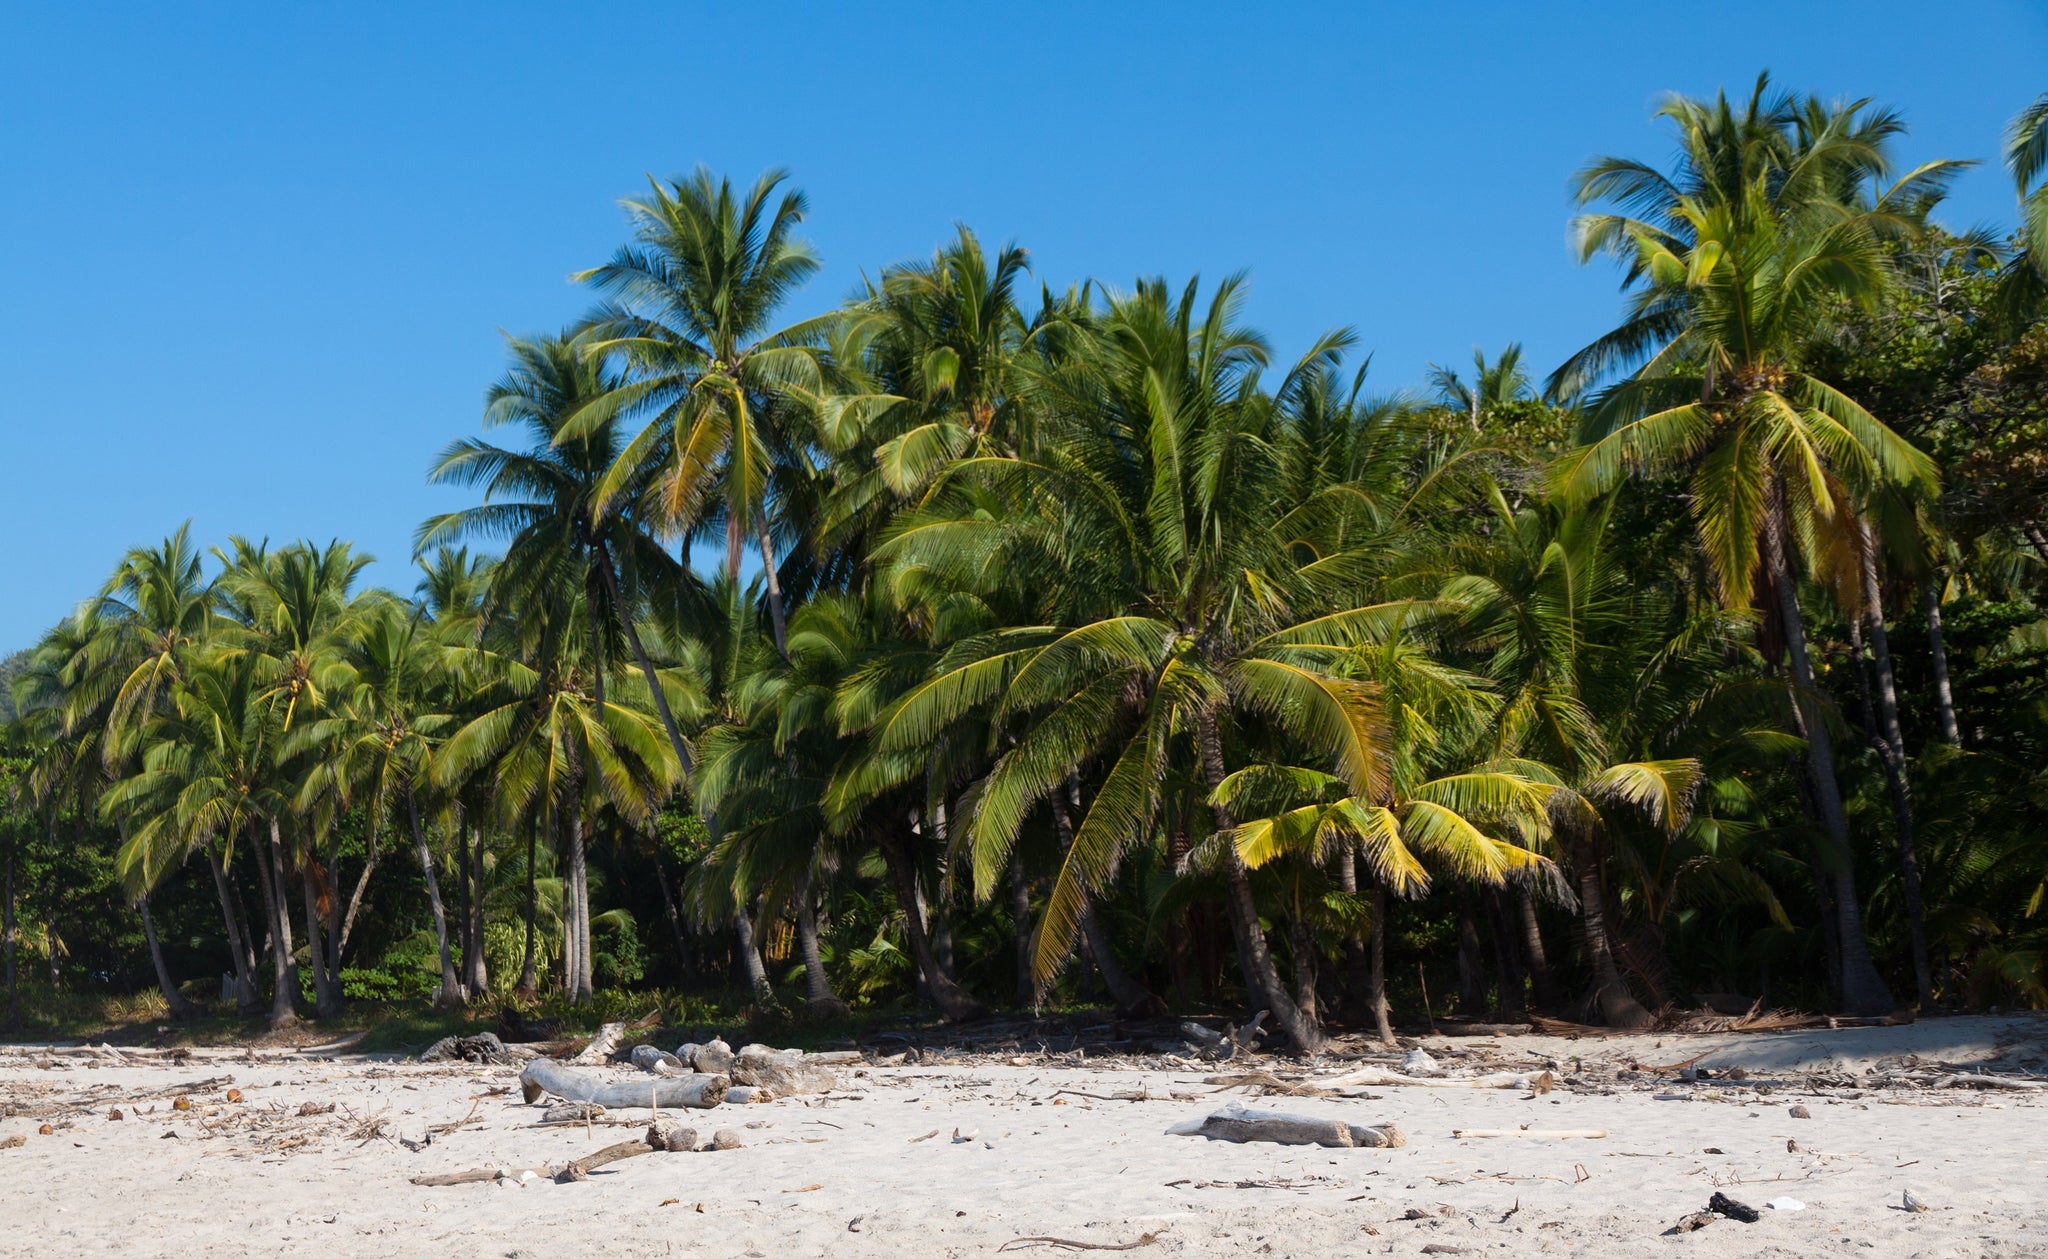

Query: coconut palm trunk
[1334,842,1373,1020]
[1009,856,1036,1007]
[1854,530,1933,1009]
[563,804,590,1002]
[1764,496,1895,1015]
[298,856,341,1020]
[407,788,465,1006]
[1517,885,1560,1010]
[876,829,979,1018]
[1573,833,1652,1028]
[757,518,790,659]
[732,893,777,1009]
[248,820,297,1028]
[1049,784,1162,1016]
[793,865,844,1013]
[1923,579,1962,748]
[1368,885,1394,1046]
[464,821,489,996]
[138,893,199,1020]
[1195,707,1322,1052]
[205,843,259,1012]
[518,813,539,995]
[2,848,14,1027]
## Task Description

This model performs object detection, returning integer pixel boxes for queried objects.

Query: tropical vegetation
[7,77,2048,1049]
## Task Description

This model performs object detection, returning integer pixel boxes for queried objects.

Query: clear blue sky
[3,2,2043,650]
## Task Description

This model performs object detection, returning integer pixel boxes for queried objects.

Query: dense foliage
[7,77,2048,1047]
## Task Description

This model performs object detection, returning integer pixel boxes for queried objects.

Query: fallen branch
[556,1139,654,1182]
[1321,1066,1554,1093]
[1933,1073,2048,1091]
[519,1059,727,1109]
[410,1166,500,1187]
[997,1234,1160,1252]
[1452,1127,1607,1139]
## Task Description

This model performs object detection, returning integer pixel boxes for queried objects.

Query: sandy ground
[3,1015,2046,1258]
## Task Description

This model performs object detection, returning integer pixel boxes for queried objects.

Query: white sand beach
[4,1015,2045,1258]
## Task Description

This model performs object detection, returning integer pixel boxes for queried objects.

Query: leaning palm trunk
[407,789,465,1007]
[1573,832,1652,1028]
[877,830,980,1019]
[1853,531,1933,1009]
[793,865,845,1013]
[1049,787,1163,1016]
[248,821,297,1028]
[298,855,341,1020]
[756,518,790,659]
[1196,708,1322,1053]
[1517,885,1561,1011]
[138,894,199,1019]
[731,893,777,1009]
[1764,497,1894,1016]
[1368,885,1394,1046]
[204,843,259,1012]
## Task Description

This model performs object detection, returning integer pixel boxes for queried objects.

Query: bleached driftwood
[571,1023,628,1065]
[1452,1127,1606,1139]
[725,1085,772,1104]
[1322,1066,1555,1093]
[519,1059,727,1109]
[1167,1104,1406,1149]
[410,1165,501,1186]
[555,1139,654,1182]
[1934,1073,2047,1091]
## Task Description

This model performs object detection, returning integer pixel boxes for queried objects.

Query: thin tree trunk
[1857,529,1933,1010]
[1765,497,1895,1015]
[332,820,380,971]
[732,894,776,1009]
[596,545,698,789]
[1050,782,1164,1015]
[408,789,465,1007]
[877,830,980,1019]
[1924,577,1961,748]
[1368,884,1393,1046]
[298,851,340,1020]
[1334,841,1372,1018]
[2022,520,2048,569]
[249,822,296,1029]
[794,865,843,1012]
[205,843,258,1012]
[138,893,198,1018]
[454,809,474,986]
[757,518,790,659]
[518,812,539,995]
[1194,707,1321,1052]
[1575,838,1652,1028]
[466,821,489,995]
[1517,885,1560,1010]
[927,800,956,981]
[1009,855,1036,1007]
[564,805,589,1002]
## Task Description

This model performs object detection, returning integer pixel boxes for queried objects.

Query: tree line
[5,75,2048,1050]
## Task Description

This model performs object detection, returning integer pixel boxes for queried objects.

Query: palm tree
[105,651,298,1027]
[1429,343,1533,431]
[870,276,1424,1051]
[2000,92,2048,316]
[571,167,832,656]
[1550,79,1950,1014]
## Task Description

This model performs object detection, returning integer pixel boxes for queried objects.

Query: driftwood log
[571,1022,628,1065]
[1168,1105,1405,1148]
[1322,1066,1555,1093]
[555,1139,654,1182]
[519,1059,727,1109]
